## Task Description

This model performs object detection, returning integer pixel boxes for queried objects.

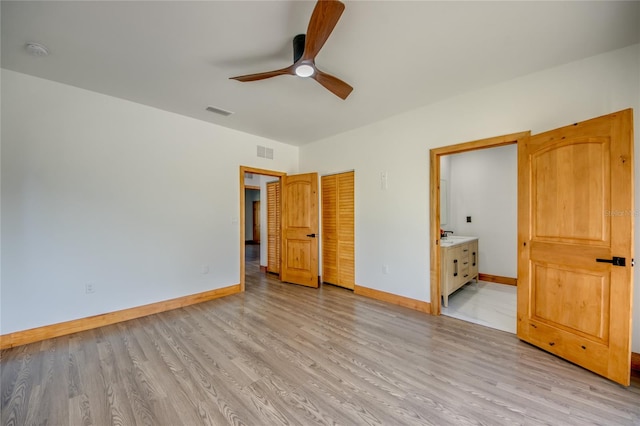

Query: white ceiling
[2,1,639,146]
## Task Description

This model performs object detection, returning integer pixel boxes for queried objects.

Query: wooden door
[322,172,355,289]
[281,173,319,287]
[518,109,634,386]
[267,181,281,274]
[252,201,261,243]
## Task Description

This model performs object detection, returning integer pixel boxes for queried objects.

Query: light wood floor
[2,245,639,425]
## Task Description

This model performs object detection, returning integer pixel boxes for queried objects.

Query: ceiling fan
[229,0,353,100]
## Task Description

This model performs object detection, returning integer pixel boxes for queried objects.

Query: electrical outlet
[85,283,95,294]
[202,265,210,274]
[383,264,389,274]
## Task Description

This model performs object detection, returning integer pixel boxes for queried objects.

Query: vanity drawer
[440,237,479,307]
[459,266,471,281]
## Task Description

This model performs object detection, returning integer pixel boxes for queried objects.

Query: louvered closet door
[322,176,338,284]
[322,171,354,289]
[267,181,281,274]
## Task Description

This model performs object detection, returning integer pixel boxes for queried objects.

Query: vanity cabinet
[441,238,478,307]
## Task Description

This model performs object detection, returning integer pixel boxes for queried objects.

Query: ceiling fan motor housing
[293,34,305,63]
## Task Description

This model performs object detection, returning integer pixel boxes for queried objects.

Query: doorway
[244,184,260,244]
[431,110,634,385]
[430,132,529,316]
[439,147,517,333]
[240,167,355,292]
[239,167,321,290]
[239,166,285,291]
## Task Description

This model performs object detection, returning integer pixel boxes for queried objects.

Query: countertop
[440,236,478,247]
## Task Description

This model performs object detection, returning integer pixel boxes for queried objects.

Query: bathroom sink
[440,235,476,247]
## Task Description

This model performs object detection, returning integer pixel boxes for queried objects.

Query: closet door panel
[267,181,281,274]
[322,175,338,284]
[337,172,355,289]
[322,171,354,289]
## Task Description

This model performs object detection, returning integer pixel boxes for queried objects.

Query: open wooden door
[518,109,634,385]
[281,172,319,287]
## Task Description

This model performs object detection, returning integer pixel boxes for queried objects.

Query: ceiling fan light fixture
[295,64,315,78]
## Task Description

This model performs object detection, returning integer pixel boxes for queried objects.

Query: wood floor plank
[2,246,640,425]
[3,350,42,425]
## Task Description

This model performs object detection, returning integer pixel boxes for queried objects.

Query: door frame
[240,166,286,291]
[429,131,529,315]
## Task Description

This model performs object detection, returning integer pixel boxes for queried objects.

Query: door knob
[596,257,626,266]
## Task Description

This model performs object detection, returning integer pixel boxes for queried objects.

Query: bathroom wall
[449,145,518,278]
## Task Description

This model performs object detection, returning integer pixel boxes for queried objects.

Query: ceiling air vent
[257,145,274,160]
[205,106,234,116]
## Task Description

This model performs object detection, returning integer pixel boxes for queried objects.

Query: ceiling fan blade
[230,65,295,82]
[302,0,345,61]
[312,69,353,100]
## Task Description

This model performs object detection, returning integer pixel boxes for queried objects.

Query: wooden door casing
[517,109,634,386]
[281,173,319,287]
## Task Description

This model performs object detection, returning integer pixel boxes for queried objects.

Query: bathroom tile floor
[441,280,517,334]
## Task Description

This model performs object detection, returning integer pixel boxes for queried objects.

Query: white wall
[449,145,517,278]
[299,44,640,352]
[1,69,298,334]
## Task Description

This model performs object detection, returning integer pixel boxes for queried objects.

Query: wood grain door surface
[267,181,281,274]
[281,173,319,287]
[517,109,634,385]
[322,171,355,289]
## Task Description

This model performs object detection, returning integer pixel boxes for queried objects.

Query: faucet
[441,230,454,239]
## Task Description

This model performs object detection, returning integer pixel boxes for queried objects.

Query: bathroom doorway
[430,132,528,332]
[439,145,517,333]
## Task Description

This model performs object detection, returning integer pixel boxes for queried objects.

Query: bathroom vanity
[440,236,479,307]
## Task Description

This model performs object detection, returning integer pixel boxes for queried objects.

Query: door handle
[306,233,317,238]
[596,256,626,266]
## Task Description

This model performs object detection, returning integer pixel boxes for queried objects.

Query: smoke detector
[25,43,49,57]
